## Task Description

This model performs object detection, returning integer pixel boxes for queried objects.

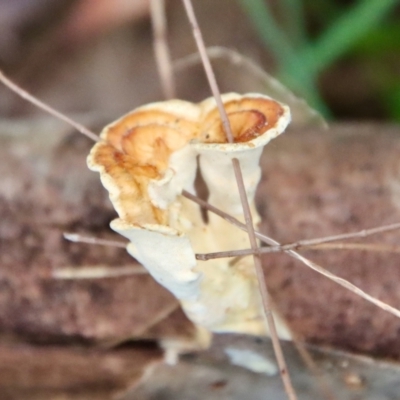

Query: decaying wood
[1,120,400,360]
[259,123,400,358]
[0,118,196,344]
[0,343,161,400]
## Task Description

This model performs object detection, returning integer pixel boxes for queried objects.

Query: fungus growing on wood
[88,93,291,339]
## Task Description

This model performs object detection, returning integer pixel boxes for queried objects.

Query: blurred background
[0,0,399,123]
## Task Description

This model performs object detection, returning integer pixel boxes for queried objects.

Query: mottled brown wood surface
[0,120,195,345]
[1,120,400,397]
[258,123,400,358]
[0,343,161,400]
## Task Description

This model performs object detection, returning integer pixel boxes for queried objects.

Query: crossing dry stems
[180,0,296,397]
[63,224,400,259]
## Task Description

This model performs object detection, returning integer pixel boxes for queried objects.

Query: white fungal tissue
[87,93,292,339]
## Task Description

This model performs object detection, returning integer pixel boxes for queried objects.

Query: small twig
[304,242,400,253]
[183,191,400,319]
[233,159,298,399]
[62,199,400,320]
[150,0,176,99]
[64,230,400,261]
[286,251,400,319]
[181,1,297,399]
[185,190,400,252]
[181,0,234,144]
[290,332,336,400]
[63,232,127,248]
[52,265,148,280]
[289,222,400,248]
[173,46,328,126]
[66,220,400,256]
[197,240,400,260]
[0,71,100,143]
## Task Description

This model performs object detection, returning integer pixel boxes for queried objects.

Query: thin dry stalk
[180,1,297,399]
[0,71,100,143]
[63,232,127,248]
[181,1,233,144]
[303,242,400,253]
[173,46,271,78]
[197,239,400,260]
[185,191,400,319]
[150,0,176,99]
[53,265,148,280]
[184,192,400,261]
[284,222,400,249]
[64,227,400,260]
[290,332,335,400]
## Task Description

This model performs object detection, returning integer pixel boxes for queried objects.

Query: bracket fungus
[88,93,291,340]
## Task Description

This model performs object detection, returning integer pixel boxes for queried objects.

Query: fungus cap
[87,93,291,338]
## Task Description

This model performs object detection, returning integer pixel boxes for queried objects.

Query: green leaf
[296,0,400,75]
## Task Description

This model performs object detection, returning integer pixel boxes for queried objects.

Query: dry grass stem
[52,265,148,280]
[184,191,400,319]
[181,0,234,143]
[63,232,128,248]
[174,45,283,85]
[149,5,294,392]
[198,239,400,260]
[304,242,400,253]
[196,222,400,259]
[66,219,400,260]
[181,1,297,399]
[150,0,176,99]
[288,222,400,249]
[0,71,100,143]
[64,230,400,261]
[290,335,336,400]
[232,160,298,400]
[183,191,400,250]
[289,250,400,319]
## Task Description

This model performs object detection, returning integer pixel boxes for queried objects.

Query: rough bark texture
[0,343,161,399]
[258,123,400,358]
[0,119,195,344]
[1,120,400,396]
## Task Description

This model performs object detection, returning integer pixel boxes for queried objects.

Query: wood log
[1,120,400,359]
